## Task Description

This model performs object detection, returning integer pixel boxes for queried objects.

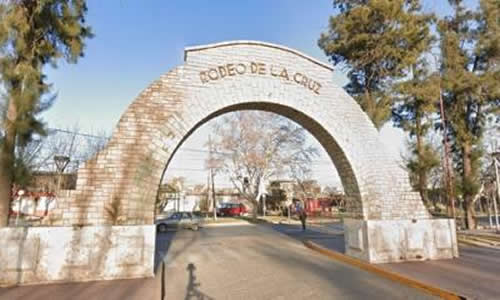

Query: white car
[156,212,202,232]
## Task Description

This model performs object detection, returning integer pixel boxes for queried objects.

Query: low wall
[344,218,458,263]
[0,225,155,287]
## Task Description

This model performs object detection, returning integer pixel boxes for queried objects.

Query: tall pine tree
[319,0,433,129]
[438,0,499,229]
[0,0,92,227]
[393,61,441,207]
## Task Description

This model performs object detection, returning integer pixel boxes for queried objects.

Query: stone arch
[71,41,429,224]
[0,41,459,287]
[56,41,456,265]
[156,101,364,217]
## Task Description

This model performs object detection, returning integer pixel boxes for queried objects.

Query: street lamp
[15,189,25,226]
[54,155,70,192]
[243,177,249,192]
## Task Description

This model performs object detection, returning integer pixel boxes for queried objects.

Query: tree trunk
[415,119,430,206]
[463,200,476,230]
[0,98,18,227]
[462,142,476,229]
[419,172,429,206]
[251,200,258,221]
[0,163,13,226]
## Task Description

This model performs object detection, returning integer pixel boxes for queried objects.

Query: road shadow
[157,229,202,300]
[270,223,346,253]
[184,263,214,300]
[154,230,177,273]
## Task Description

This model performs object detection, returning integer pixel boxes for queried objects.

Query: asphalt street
[275,220,500,300]
[160,224,436,299]
[0,223,438,300]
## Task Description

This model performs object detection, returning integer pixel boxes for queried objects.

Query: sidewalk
[271,222,500,300]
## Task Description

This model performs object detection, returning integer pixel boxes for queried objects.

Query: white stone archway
[0,41,458,286]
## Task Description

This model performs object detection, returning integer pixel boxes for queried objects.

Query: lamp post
[242,176,250,217]
[54,155,70,192]
[492,152,500,232]
[15,189,25,226]
[284,184,293,224]
[260,180,267,217]
[243,177,249,192]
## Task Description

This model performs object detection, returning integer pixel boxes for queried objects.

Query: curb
[308,223,344,235]
[303,240,466,300]
[202,221,253,227]
[457,237,497,249]
[458,234,500,245]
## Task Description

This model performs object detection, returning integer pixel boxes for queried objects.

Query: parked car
[156,212,202,232]
[218,203,247,217]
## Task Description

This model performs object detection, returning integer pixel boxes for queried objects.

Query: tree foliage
[0,0,92,226]
[319,0,433,129]
[209,111,318,219]
[438,0,499,228]
[321,0,499,229]
[401,137,440,205]
[393,60,441,205]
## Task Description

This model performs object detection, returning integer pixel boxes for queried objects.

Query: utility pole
[206,173,211,215]
[208,135,217,221]
[262,194,266,217]
[431,53,456,221]
[211,168,217,221]
[438,80,456,220]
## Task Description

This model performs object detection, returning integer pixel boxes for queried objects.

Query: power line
[176,148,335,162]
[178,147,231,155]
[48,128,109,140]
[168,168,207,172]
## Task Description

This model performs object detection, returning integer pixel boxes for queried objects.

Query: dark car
[218,203,247,217]
[155,212,202,232]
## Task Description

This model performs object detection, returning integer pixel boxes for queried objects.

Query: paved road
[161,224,435,299]
[0,275,161,300]
[0,224,437,300]
[383,245,500,300]
[285,220,500,300]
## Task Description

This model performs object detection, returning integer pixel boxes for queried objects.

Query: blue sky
[43,0,335,131]
[39,0,477,188]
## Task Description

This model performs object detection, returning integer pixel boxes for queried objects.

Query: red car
[218,203,247,217]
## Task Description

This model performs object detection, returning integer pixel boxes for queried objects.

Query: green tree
[438,0,500,229]
[319,0,433,129]
[393,61,441,206]
[0,0,92,226]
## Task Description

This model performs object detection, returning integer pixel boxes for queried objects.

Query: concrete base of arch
[0,220,459,286]
[344,218,459,263]
[0,225,155,287]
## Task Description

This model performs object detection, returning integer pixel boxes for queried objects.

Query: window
[169,213,181,220]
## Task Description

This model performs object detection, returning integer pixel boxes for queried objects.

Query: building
[157,184,246,214]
